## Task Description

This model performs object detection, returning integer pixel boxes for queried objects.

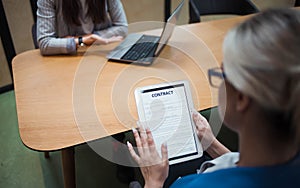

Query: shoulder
[171,165,300,188]
[171,168,251,188]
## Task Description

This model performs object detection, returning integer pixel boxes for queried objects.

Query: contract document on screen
[135,81,202,164]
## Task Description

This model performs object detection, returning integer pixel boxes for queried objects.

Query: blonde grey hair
[222,9,300,139]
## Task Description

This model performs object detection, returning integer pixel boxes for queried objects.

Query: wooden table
[12,15,247,188]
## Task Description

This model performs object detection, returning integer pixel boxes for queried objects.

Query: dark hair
[62,0,107,26]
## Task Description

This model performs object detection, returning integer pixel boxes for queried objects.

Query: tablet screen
[135,80,202,164]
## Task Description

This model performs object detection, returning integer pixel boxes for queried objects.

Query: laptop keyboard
[121,35,159,61]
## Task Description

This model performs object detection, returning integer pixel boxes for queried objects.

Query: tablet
[134,80,203,165]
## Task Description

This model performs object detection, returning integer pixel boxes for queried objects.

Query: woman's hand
[82,34,123,45]
[66,34,123,47]
[127,127,169,188]
[193,110,216,150]
[193,110,230,158]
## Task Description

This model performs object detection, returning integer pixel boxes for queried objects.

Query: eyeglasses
[208,67,226,88]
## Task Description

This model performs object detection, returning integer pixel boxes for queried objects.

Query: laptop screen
[155,0,184,55]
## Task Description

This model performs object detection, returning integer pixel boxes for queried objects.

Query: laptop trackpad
[107,33,143,59]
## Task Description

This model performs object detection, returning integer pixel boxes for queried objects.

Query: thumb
[192,110,200,122]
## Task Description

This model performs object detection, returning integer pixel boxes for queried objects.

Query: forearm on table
[206,138,231,159]
[38,37,77,55]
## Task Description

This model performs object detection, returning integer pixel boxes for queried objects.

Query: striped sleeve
[37,0,76,55]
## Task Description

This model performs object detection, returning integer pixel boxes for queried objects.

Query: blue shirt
[171,153,300,188]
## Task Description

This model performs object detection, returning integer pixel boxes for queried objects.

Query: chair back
[30,0,38,49]
[32,23,38,49]
[189,0,259,23]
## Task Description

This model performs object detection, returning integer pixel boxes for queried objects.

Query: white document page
[140,84,198,160]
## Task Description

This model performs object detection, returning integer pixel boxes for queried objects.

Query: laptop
[107,0,184,65]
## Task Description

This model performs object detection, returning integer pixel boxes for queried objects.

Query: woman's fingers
[193,110,208,129]
[146,128,157,153]
[128,123,169,167]
[127,141,141,164]
[132,128,144,156]
[146,128,154,146]
[93,35,123,44]
[133,125,152,156]
[139,126,147,146]
[161,143,169,166]
[139,126,151,156]
[108,36,123,43]
[80,34,123,45]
